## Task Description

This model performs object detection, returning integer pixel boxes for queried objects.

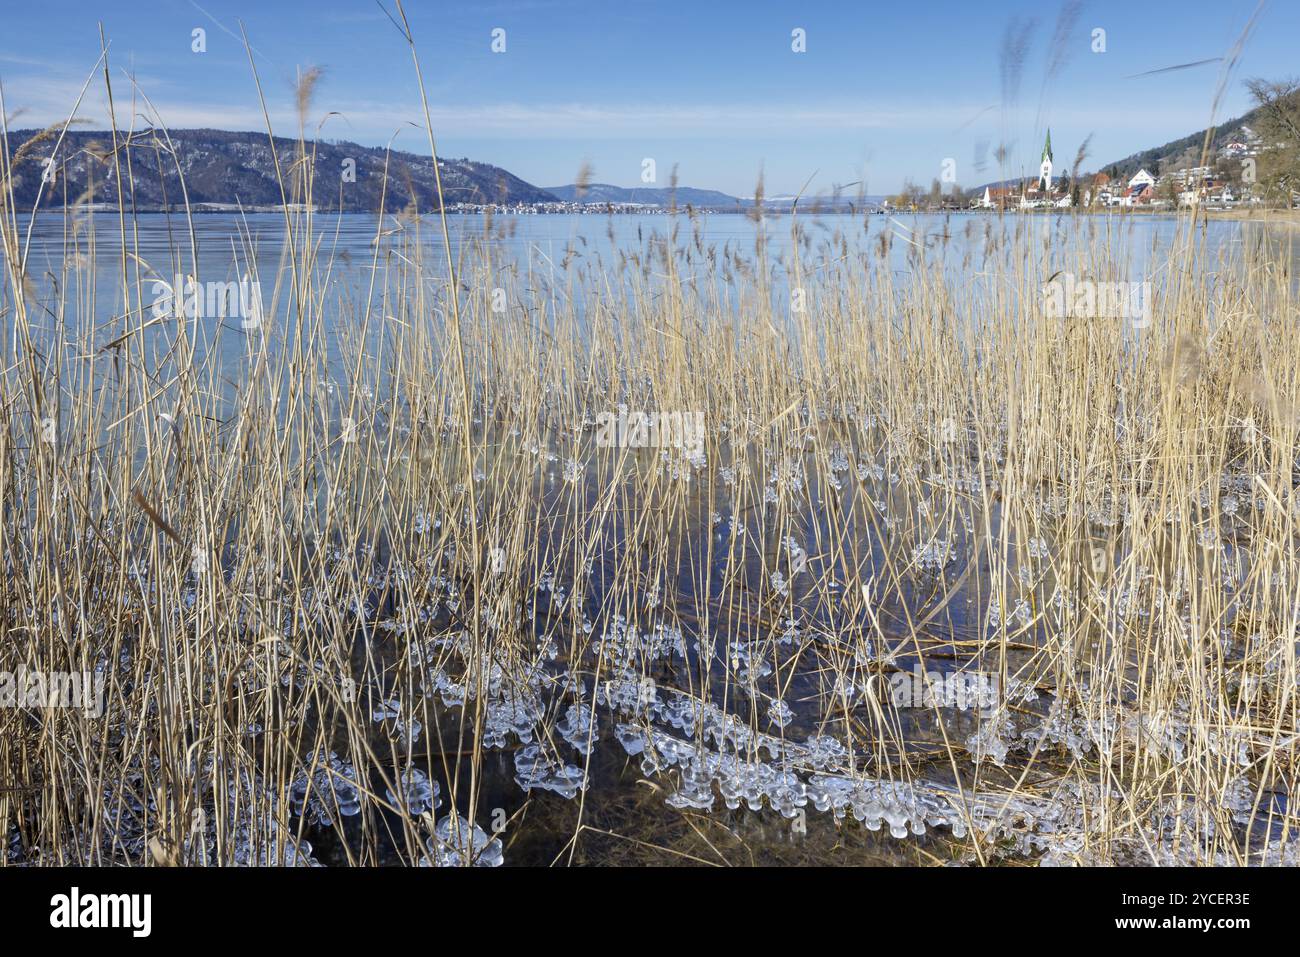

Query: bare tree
[1244,77,1300,207]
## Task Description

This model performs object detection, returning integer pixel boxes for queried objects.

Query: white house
[1128,169,1156,190]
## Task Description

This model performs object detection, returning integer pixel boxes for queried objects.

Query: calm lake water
[7,208,1288,302]
[10,207,1281,265]
[4,209,1291,422]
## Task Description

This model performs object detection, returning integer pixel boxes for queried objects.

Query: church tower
[1039,129,1054,192]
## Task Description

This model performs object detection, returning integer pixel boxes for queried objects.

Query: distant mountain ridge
[545,182,889,211]
[5,127,924,213]
[1094,105,1263,181]
[544,182,743,208]
[6,128,558,211]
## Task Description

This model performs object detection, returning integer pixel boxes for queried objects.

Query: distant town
[967,128,1271,212]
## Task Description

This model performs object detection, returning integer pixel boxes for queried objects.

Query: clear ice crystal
[513,744,587,799]
[425,815,503,867]
[385,766,441,816]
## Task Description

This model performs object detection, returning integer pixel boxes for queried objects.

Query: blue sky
[0,0,1291,196]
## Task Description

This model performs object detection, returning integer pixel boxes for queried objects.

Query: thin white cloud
[0,62,1233,157]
